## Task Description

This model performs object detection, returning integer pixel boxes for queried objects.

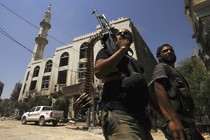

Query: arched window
[79,42,88,59]
[59,52,69,67]
[44,60,53,73]
[32,66,40,77]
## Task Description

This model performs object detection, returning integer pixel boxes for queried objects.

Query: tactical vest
[165,64,195,118]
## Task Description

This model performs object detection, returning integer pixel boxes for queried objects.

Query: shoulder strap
[164,64,190,89]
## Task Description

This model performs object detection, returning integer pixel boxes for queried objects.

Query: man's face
[159,46,176,64]
[116,29,133,44]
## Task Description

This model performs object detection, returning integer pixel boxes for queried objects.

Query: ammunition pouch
[167,78,195,117]
[178,87,195,116]
[166,64,195,117]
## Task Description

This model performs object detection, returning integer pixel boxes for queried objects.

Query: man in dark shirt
[94,28,153,140]
[150,44,204,140]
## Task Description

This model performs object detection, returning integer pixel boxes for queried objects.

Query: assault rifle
[92,9,146,88]
[92,8,117,55]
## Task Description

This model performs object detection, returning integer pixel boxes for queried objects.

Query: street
[0,119,104,140]
[0,118,209,140]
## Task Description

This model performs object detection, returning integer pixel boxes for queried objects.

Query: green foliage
[53,96,69,118]
[16,101,30,116]
[29,96,51,107]
[10,83,22,102]
[177,56,210,123]
[0,99,10,117]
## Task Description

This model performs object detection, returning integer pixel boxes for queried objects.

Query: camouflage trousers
[101,108,153,140]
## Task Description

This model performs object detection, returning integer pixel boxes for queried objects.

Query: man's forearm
[95,47,127,79]
[154,81,179,121]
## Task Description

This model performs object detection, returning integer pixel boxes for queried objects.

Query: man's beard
[161,55,176,64]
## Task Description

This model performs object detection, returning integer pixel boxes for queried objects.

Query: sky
[0,0,198,99]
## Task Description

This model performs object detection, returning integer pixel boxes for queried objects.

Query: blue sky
[0,0,198,99]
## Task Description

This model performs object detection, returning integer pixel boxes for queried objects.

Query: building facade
[18,5,157,119]
[184,0,210,69]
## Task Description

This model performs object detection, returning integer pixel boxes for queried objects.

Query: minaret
[32,4,51,61]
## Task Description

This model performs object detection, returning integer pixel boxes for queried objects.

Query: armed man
[93,8,160,140]
[149,44,204,140]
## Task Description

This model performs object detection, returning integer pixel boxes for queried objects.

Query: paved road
[2,119,208,140]
[0,119,103,140]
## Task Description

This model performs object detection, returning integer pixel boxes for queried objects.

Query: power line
[0,2,81,73]
[0,27,78,73]
[0,2,78,53]
[0,27,34,54]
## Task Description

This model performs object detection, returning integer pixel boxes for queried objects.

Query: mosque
[18,5,157,120]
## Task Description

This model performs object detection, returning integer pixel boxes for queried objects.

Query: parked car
[21,106,64,126]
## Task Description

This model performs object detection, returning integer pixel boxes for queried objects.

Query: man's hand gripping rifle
[92,9,145,88]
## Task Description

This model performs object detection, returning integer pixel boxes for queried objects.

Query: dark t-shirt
[95,48,149,112]
[151,63,195,118]
[151,63,168,81]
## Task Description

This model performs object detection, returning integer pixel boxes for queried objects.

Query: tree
[177,56,210,123]
[53,96,69,119]
[0,99,10,117]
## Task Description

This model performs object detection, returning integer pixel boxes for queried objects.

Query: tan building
[18,5,157,119]
[184,0,210,69]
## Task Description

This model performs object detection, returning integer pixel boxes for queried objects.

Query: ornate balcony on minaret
[32,4,51,61]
